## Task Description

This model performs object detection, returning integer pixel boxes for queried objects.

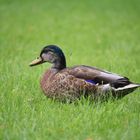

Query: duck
[29,45,140,102]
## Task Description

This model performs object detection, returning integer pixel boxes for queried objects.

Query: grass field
[0,0,140,139]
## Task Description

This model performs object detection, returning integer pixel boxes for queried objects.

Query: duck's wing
[66,65,128,84]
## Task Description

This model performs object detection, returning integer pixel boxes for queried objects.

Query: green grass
[0,0,140,139]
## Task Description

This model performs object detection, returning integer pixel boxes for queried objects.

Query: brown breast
[40,69,57,94]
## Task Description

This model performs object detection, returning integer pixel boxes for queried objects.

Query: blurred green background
[0,0,140,140]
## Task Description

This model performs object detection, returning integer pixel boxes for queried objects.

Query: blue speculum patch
[85,80,96,85]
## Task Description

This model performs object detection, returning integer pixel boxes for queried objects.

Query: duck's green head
[29,45,66,69]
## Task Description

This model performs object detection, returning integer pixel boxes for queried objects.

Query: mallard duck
[29,45,140,102]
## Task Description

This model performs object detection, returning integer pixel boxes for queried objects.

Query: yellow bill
[29,57,43,66]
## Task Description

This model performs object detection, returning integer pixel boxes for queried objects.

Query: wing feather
[63,65,126,84]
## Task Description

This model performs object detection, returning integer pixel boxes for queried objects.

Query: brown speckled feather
[40,68,98,102]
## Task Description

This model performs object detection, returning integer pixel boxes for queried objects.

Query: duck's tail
[115,83,140,91]
[113,83,140,98]
[98,82,140,99]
